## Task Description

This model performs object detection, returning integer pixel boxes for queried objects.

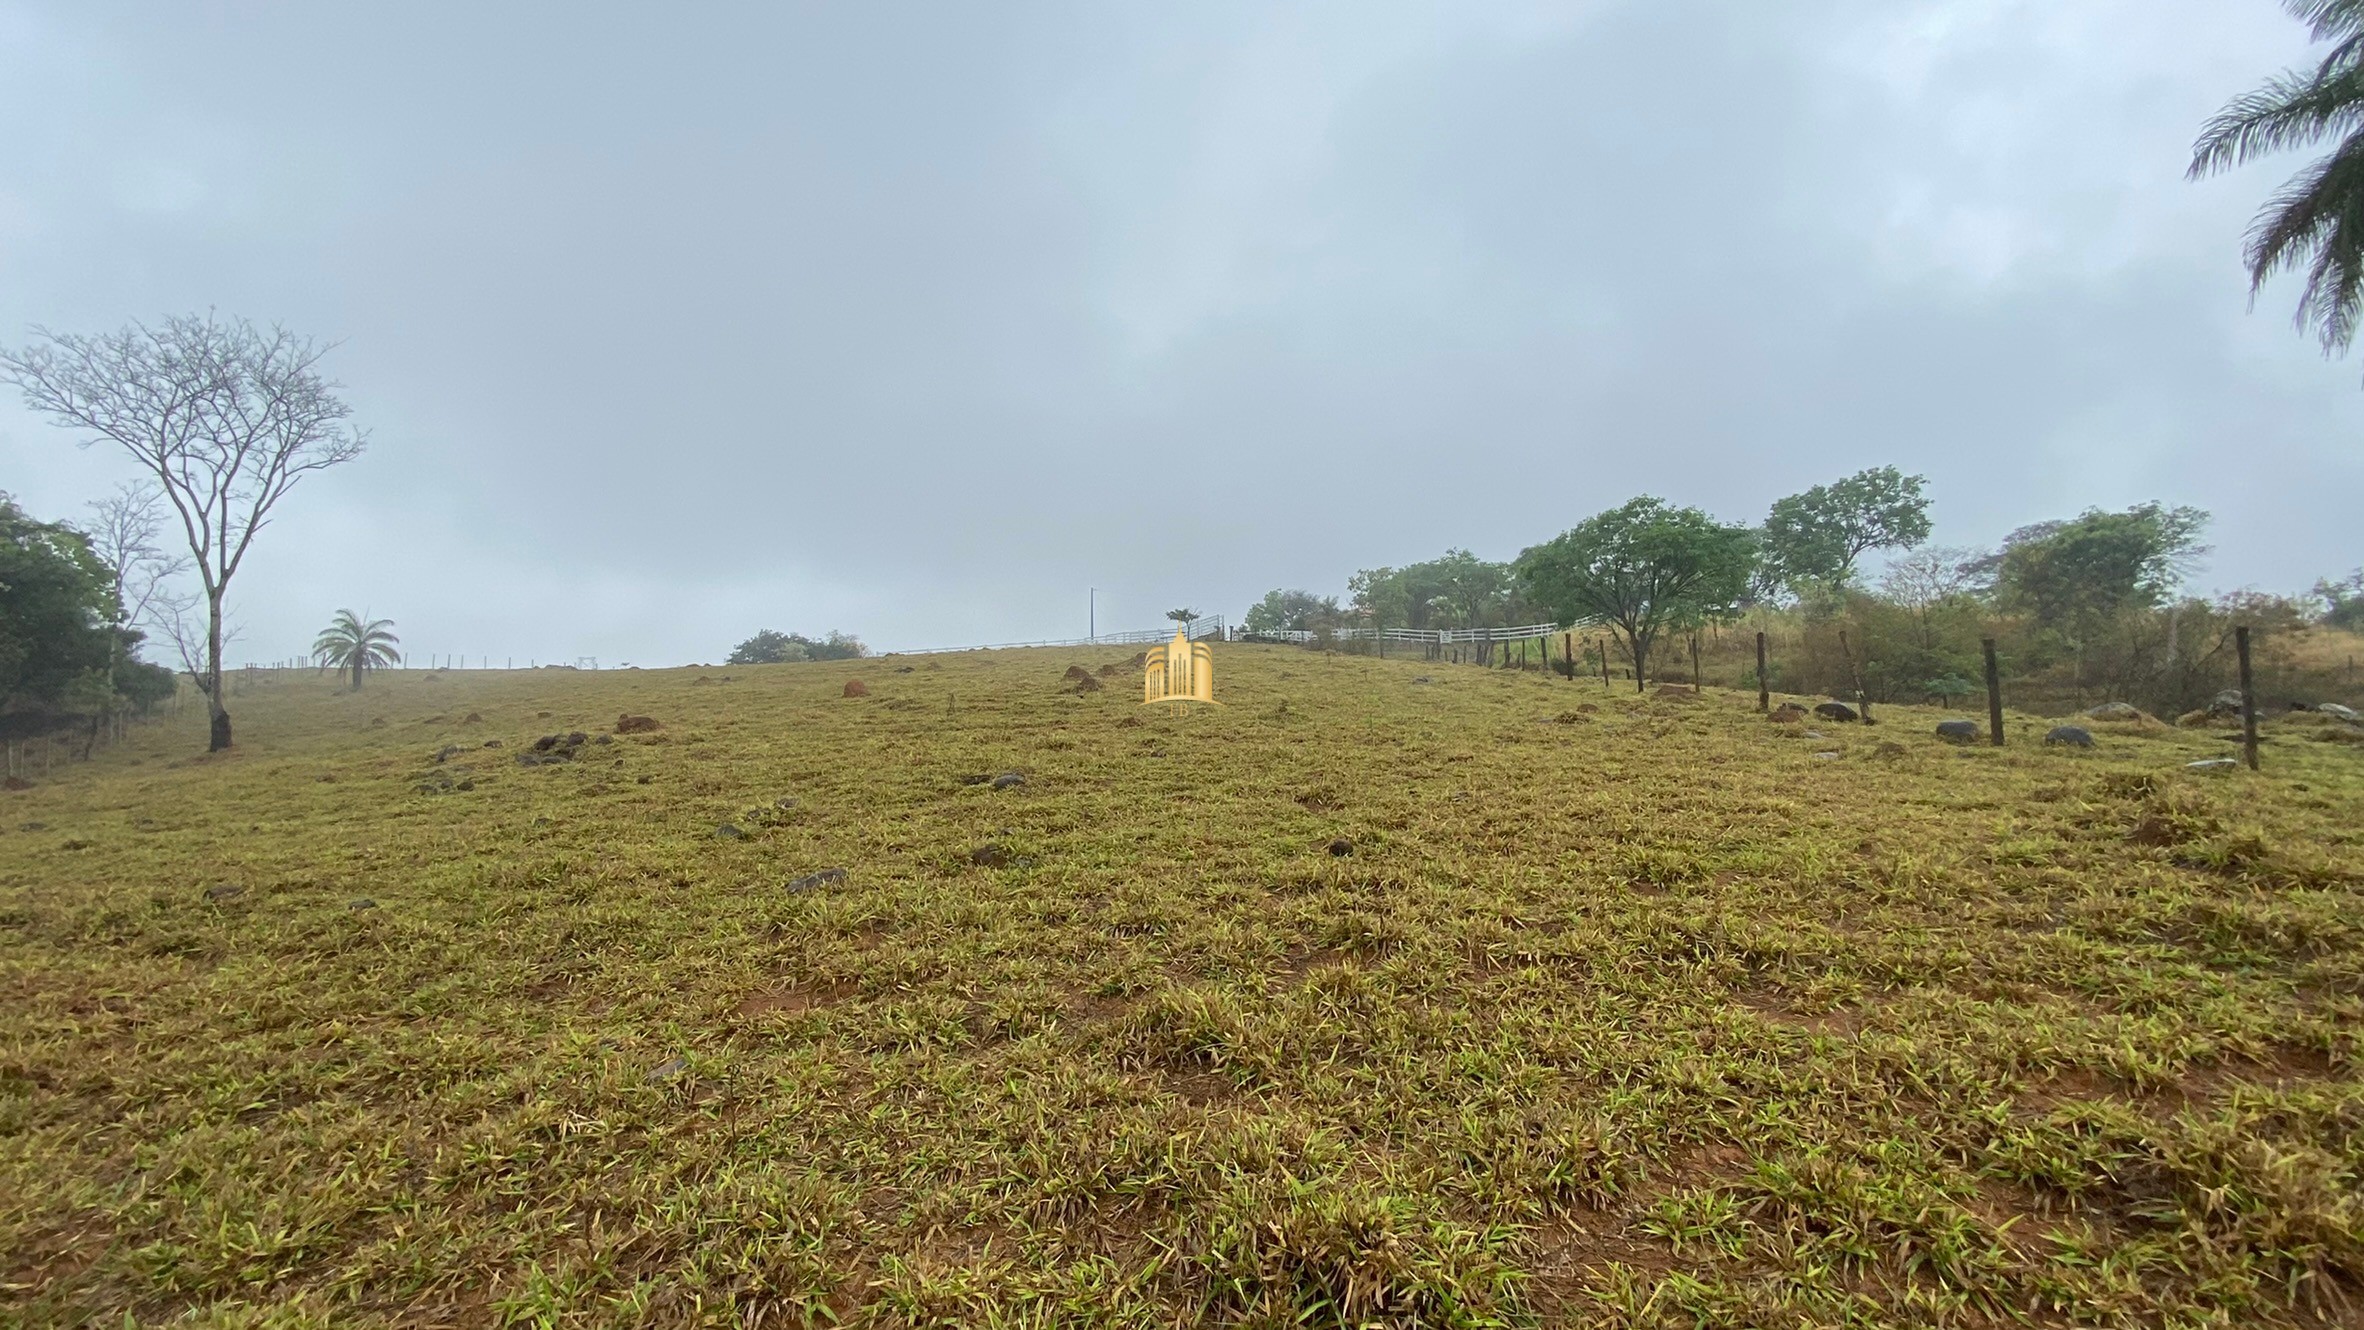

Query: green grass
[4,646,2363,1327]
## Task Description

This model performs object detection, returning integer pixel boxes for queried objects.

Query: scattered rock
[2084,702,2143,722]
[2044,725,2096,749]
[456,778,475,791]
[636,774,653,784]
[645,1055,689,1083]
[592,734,612,745]
[842,679,869,698]
[567,731,586,746]
[1577,703,1599,714]
[1411,676,1433,685]
[483,739,503,748]
[616,714,662,734]
[969,843,1011,868]
[462,712,483,724]
[1326,838,1354,857]
[895,665,915,673]
[204,884,246,902]
[713,823,746,840]
[2320,702,2361,724]
[1813,701,1860,723]
[2207,688,2247,717]
[1770,702,1809,723]
[537,711,553,719]
[1936,720,1982,743]
[786,867,848,893]
[1812,751,1840,761]
[773,797,797,810]
[1872,742,1907,758]
[349,897,378,911]
[433,744,464,763]
[990,772,1026,790]
[2187,757,2241,772]
[19,821,45,831]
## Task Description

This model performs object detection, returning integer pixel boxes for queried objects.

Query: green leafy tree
[1165,607,1199,626]
[1759,466,1931,594]
[1346,551,1513,630]
[0,493,116,714]
[1514,497,1757,691]
[727,629,865,664]
[2317,568,2364,628]
[1244,589,1340,634]
[1993,504,2211,636]
[729,630,805,665]
[312,611,400,690]
[2190,0,2364,358]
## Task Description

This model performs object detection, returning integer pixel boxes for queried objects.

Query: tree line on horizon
[1244,467,2361,713]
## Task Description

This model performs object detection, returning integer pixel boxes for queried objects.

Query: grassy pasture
[4,646,2363,1327]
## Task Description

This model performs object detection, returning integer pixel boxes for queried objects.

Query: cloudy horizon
[2,1,2358,666]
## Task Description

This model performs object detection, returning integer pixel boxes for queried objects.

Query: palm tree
[2191,0,2364,356]
[313,610,400,690]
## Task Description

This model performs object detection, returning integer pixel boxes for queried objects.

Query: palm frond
[2289,0,2364,43]
[2189,58,2364,179]
[2244,133,2364,349]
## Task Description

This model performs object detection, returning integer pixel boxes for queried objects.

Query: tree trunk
[206,590,232,751]
[1630,631,1648,692]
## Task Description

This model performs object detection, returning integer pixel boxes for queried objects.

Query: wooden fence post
[2238,626,2260,771]
[1755,632,1769,712]
[1982,637,2004,748]
[1597,638,1611,690]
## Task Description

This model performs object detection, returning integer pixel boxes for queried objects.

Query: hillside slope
[4,647,2363,1326]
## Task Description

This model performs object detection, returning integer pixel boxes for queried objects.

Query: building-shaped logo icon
[1143,626,1217,707]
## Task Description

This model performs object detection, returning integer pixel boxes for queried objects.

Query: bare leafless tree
[85,483,194,670]
[1,315,367,750]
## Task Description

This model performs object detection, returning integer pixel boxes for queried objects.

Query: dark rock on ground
[616,714,662,734]
[433,745,464,763]
[2044,725,2096,748]
[1326,838,1354,857]
[349,898,377,911]
[462,712,483,723]
[1411,676,1433,685]
[483,739,503,748]
[2187,757,2240,771]
[2321,702,2361,724]
[1813,701,1860,722]
[786,867,849,893]
[2085,702,2143,722]
[990,772,1026,789]
[969,843,1011,867]
[714,823,746,839]
[204,884,245,901]
[645,1055,689,1083]
[1936,720,1981,743]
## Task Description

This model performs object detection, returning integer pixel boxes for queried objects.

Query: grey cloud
[0,0,2354,664]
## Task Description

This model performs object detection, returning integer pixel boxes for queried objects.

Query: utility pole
[1089,588,1095,641]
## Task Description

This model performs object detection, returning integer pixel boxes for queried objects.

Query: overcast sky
[1,1,2357,664]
